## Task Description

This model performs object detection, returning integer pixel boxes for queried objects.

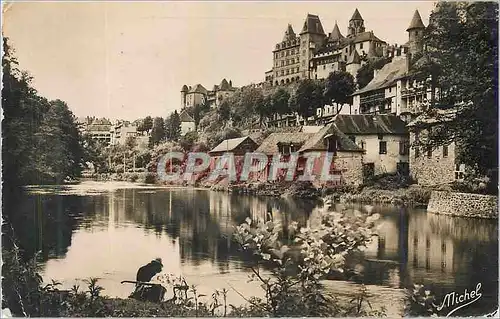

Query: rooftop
[333,114,408,135]
[354,57,408,95]
[209,136,256,154]
[256,133,314,155]
[299,123,364,153]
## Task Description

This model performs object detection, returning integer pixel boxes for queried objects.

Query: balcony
[360,92,385,105]
[401,86,428,97]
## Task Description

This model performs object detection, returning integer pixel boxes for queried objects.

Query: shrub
[233,208,382,317]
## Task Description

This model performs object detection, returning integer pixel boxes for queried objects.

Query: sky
[3,1,435,121]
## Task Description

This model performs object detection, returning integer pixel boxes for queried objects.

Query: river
[14,181,499,315]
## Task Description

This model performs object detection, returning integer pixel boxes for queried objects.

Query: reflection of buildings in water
[407,212,455,283]
[364,217,400,261]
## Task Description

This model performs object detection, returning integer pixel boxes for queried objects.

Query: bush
[233,208,383,317]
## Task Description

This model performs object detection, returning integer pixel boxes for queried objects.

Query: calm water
[12,181,499,315]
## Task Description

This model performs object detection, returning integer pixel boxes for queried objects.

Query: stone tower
[348,9,365,37]
[299,14,327,79]
[407,10,426,55]
[181,85,188,107]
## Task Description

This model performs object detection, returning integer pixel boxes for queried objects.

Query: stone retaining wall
[427,191,498,219]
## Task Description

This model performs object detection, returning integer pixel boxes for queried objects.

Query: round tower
[407,10,426,55]
[181,84,188,107]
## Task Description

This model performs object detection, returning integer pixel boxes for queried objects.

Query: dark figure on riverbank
[129,258,165,302]
[136,258,163,284]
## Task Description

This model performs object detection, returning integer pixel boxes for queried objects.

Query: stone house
[298,122,365,187]
[332,114,410,176]
[208,136,259,171]
[407,109,465,186]
[179,109,195,136]
[254,132,315,182]
[181,79,237,109]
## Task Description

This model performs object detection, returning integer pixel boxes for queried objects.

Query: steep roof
[348,31,384,44]
[209,136,256,154]
[181,85,189,92]
[219,78,231,91]
[255,133,314,155]
[329,22,344,42]
[300,14,326,35]
[347,49,361,65]
[350,8,363,21]
[299,123,364,153]
[407,10,426,31]
[354,57,408,95]
[283,24,296,41]
[179,110,195,123]
[188,84,208,94]
[333,114,408,135]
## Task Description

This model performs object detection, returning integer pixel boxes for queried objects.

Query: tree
[138,116,153,133]
[324,71,356,115]
[217,100,231,122]
[179,131,198,151]
[271,88,291,115]
[290,79,325,123]
[414,2,498,187]
[356,57,391,89]
[149,117,166,146]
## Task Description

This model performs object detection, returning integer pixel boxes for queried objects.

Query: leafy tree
[137,116,153,133]
[356,57,391,89]
[149,117,166,146]
[290,80,325,123]
[169,111,182,142]
[271,88,291,115]
[217,100,231,122]
[179,131,198,151]
[324,71,356,115]
[414,1,498,187]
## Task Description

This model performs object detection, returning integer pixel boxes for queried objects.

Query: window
[427,147,432,158]
[378,134,384,140]
[360,42,363,49]
[379,141,387,154]
[443,145,448,157]
[399,140,409,155]
[327,138,337,155]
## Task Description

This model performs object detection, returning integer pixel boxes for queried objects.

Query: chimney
[406,52,412,72]
[229,80,232,87]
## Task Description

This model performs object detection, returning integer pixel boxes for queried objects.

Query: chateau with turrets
[266,8,425,86]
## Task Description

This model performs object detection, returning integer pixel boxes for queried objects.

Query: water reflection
[11,183,498,314]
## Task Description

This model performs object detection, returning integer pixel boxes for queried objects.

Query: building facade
[269,9,388,85]
[181,79,237,109]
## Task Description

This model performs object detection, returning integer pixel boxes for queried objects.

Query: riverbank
[33,279,403,317]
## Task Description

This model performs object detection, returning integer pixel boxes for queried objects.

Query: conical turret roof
[347,49,361,65]
[283,24,296,41]
[219,78,231,91]
[300,14,325,35]
[181,85,189,92]
[350,8,363,21]
[329,22,344,41]
[407,10,425,31]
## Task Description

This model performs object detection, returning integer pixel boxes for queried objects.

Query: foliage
[407,284,439,317]
[355,57,392,89]
[150,117,166,146]
[290,79,325,122]
[233,208,381,316]
[324,71,356,115]
[167,110,182,142]
[137,116,153,133]
[180,131,199,151]
[271,88,291,115]
[2,38,84,186]
[414,2,498,183]
[217,100,232,122]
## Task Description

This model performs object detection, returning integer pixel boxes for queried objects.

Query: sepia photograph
[1,1,498,317]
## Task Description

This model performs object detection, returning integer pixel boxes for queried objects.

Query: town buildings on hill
[180,78,237,109]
